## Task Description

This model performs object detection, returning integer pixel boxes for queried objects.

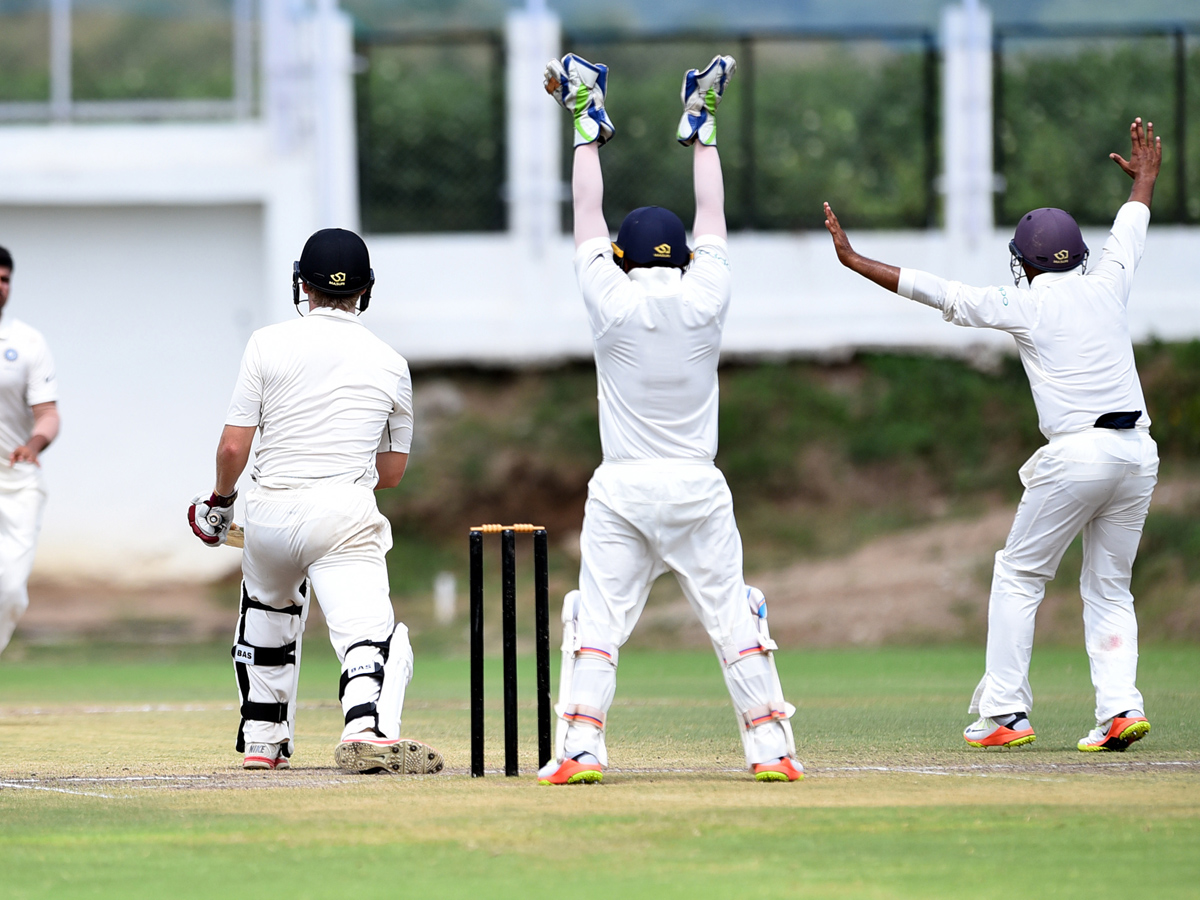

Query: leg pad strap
[563,704,606,730]
[240,700,289,723]
[232,641,297,668]
[741,702,792,730]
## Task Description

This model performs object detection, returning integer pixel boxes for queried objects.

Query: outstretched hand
[1110,117,1161,180]
[1110,117,1161,209]
[823,201,900,293]
[824,202,855,266]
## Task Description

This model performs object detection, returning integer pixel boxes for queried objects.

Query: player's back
[575,236,732,461]
[231,308,411,487]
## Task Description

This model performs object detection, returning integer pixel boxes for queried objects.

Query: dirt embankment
[17,477,1200,649]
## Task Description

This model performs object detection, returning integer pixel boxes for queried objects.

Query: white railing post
[50,0,71,121]
[505,6,562,251]
[941,0,995,247]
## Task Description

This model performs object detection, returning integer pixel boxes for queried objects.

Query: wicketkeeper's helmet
[1009,208,1088,285]
[294,228,375,312]
[612,206,691,270]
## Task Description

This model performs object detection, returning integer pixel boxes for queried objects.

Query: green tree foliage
[563,38,935,231]
[996,37,1199,224]
[356,41,505,233]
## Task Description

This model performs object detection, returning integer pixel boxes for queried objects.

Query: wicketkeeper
[824,118,1162,753]
[189,228,443,775]
[538,53,803,784]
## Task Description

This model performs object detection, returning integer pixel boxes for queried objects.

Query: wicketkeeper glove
[188,489,237,546]
[544,53,616,147]
[677,55,736,146]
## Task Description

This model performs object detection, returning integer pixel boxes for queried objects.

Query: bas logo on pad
[330,271,347,286]
[1053,249,1070,263]
[653,243,672,258]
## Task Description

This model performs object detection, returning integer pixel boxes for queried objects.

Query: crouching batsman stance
[539,53,802,784]
[825,119,1163,753]
[189,229,443,775]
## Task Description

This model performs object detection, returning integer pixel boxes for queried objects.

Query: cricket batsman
[537,53,803,784]
[824,118,1163,752]
[189,228,443,775]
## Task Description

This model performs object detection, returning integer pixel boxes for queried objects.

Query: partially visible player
[0,246,60,657]
[538,54,803,785]
[189,229,442,775]
[823,118,1162,753]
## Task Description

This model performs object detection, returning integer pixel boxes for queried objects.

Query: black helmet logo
[1053,250,1069,263]
[330,271,347,286]
[653,243,672,258]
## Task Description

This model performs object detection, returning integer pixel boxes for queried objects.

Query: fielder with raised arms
[538,53,803,785]
[824,118,1162,753]
[188,229,442,775]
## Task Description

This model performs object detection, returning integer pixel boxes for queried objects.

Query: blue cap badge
[4,349,16,361]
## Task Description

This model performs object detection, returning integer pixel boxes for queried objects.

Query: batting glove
[677,55,736,146]
[544,53,616,147]
[188,490,237,546]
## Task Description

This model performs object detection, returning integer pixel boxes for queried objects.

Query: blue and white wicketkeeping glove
[544,53,616,147]
[677,55,736,146]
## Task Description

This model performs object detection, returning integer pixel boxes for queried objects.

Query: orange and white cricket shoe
[1078,712,1150,752]
[537,756,604,785]
[752,757,804,782]
[243,742,289,770]
[964,714,1036,748]
[334,734,444,775]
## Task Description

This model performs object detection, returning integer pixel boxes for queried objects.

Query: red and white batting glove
[188,490,237,546]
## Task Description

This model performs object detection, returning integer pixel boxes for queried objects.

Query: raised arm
[1109,117,1161,210]
[678,55,735,241]
[573,143,609,246]
[693,144,726,240]
[545,54,615,247]
[823,202,899,293]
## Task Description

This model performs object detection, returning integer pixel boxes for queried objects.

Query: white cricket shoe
[1078,712,1150,752]
[963,713,1035,748]
[334,733,444,775]
[243,742,289,770]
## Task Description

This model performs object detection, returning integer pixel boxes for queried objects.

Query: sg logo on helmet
[330,271,347,286]
[1053,249,1069,263]
[653,243,672,258]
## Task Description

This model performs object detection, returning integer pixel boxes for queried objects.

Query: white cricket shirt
[898,201,1152,438]
[0,317,58,490]
[226,307,413,488]
[574,234,732,461]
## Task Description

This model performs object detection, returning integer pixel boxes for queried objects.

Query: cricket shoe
[964,713,1036,748]
[243,742,289,770]
[334,735,444,775]
[752,757,804,782]
[1078,712,1150,752]
[537,756,604,785]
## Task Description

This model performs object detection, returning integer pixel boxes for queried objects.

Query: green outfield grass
[2,643,1198,898]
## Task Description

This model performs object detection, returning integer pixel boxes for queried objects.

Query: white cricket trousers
[0,475,47,656]
[970,429,1158,724]
[564,460,791,766]
[238,483,396,746]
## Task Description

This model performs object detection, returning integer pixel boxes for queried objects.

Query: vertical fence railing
[993,23,1199,225]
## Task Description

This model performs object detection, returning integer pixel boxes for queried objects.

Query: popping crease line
[0,781,114,798]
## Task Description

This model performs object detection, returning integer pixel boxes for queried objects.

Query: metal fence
[560,29,939,233]
[0,0,254,122]
[994,23,1200,226]
[354,26,939,234]
[355,29,506,234]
